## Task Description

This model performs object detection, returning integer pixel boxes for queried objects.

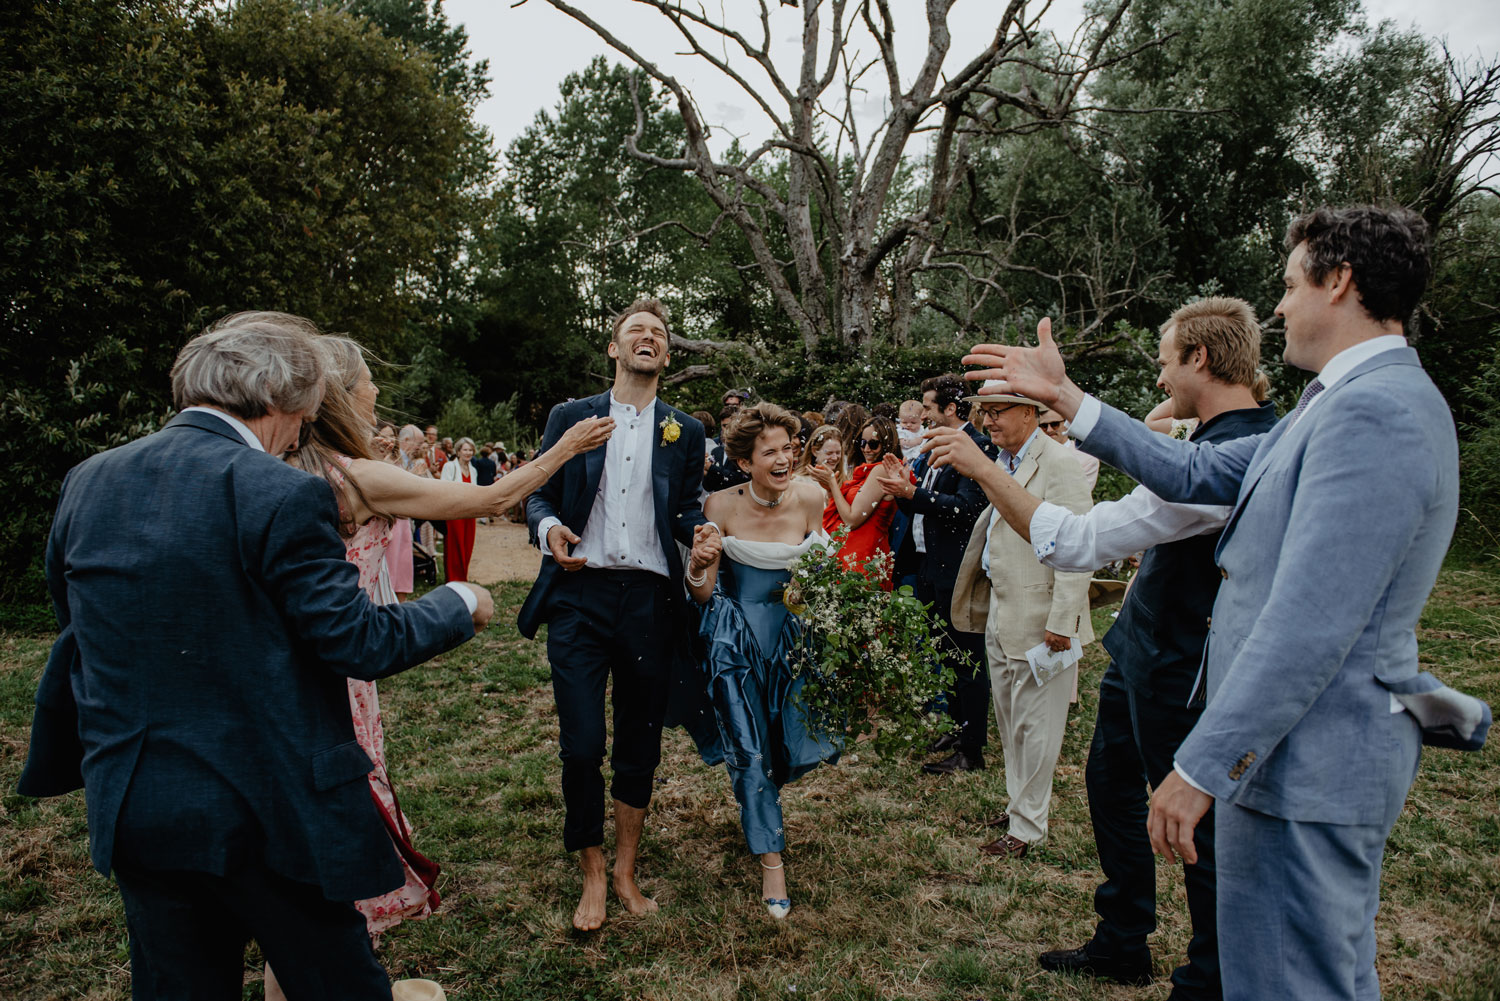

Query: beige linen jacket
[949,432,1095,657]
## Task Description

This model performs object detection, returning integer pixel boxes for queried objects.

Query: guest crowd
[18,205,1490,1001]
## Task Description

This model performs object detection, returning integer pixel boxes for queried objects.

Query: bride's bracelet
[685,564,708,587]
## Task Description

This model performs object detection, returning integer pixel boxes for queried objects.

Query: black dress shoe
[922,750,984,775]
[927,731,960,754]
[1038,945,1152,985]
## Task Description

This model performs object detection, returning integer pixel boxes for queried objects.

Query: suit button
[1220,567,1229,580]
[1206,616,1212,627]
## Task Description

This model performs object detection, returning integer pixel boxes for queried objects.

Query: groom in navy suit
[520,298,711,931]
[18,312,491,1000]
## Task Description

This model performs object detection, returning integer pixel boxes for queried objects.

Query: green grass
[2,568,1498,1000]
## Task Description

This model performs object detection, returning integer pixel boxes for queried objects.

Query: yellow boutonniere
[659,414,681,446]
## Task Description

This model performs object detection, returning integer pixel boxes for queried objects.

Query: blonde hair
[795,423,844,480]
[1162,297,1262,388]
[284,335,389,533]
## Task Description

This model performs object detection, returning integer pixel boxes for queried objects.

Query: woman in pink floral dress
[274,336,611,987]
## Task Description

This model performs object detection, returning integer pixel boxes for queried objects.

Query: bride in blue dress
[683,403,841,919]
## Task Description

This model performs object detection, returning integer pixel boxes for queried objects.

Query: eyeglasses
[860,439,882,450]
[1040,421,1066,431]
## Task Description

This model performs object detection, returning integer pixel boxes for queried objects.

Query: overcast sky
[446,0,1499,161]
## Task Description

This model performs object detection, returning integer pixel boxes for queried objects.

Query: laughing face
[739,426,796,495]
[609,310,670,377]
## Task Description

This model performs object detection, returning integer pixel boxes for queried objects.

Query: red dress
[822,462,897,590]
[444,470,476,582]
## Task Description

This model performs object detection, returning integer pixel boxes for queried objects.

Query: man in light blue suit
[963,205,1488,999]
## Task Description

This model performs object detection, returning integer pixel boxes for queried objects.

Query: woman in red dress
[811,416,902,590]
[440,437,478,581]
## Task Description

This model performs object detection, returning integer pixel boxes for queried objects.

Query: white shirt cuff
[1028,502,1068,561]
[443,581,478,613]
[1173,761,1211,796]
[536,516,561,555]
[1068,394,1103,441]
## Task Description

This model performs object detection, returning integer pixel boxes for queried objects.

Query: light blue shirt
[981,428,1042,575]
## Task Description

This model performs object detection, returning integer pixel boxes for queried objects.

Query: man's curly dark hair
[1285,205,1431,326]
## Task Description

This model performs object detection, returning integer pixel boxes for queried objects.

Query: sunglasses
[860,439,883,450]
[1040,420,1065,431]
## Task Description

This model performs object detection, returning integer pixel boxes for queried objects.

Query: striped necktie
[1287,378,1325,429]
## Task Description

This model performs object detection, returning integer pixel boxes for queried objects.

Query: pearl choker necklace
[748,483,784,508]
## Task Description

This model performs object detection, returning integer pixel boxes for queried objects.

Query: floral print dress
[332,457,437,937]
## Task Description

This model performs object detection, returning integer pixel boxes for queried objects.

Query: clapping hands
[873,453,915,498]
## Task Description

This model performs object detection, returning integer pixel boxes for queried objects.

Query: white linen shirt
[536,393,668,577]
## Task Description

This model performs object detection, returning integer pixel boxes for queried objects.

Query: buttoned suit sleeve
[258,476,474,680]
[1173,390,1442,802]
[1038,444,1095,639]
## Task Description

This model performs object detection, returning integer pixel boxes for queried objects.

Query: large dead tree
[528,0,1136,355]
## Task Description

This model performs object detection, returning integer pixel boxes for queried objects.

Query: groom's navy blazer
[17,410,475,901]
[519,391,707,639]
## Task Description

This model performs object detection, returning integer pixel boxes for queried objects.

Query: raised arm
[963,319,1263,505]
[350,415,611,523]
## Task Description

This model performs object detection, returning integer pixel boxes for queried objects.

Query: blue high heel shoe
[762,859,791,919]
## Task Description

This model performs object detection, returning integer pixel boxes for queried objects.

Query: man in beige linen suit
[951,389,1094,859]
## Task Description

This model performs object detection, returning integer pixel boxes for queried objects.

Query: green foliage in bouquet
[785,531,955,759]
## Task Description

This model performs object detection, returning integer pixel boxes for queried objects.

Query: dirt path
[466,518,541,585]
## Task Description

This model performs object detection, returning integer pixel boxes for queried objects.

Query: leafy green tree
[1,0,491,617]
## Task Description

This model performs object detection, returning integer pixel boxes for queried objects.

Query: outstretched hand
[963,317,1078,415]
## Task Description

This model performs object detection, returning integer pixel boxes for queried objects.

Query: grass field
[2,562,1497,1000]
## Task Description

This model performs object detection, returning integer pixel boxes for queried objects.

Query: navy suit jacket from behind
[17,411,475,901]
[518,392,708,639]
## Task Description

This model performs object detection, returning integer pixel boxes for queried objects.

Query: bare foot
[611,799,658,917]
[573,847,608,931]
[612,867,659,917]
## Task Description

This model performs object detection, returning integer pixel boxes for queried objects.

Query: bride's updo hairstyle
[722,402,802,470]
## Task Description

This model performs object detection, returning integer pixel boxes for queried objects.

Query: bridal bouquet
[784,531,954,758]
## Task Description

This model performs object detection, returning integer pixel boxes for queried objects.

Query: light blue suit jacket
[1080,346,1458,825]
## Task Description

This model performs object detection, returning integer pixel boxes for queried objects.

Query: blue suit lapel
[651,401,672,540]
[581,393,611,512]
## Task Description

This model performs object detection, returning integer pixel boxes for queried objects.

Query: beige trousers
[986,620,1077,846]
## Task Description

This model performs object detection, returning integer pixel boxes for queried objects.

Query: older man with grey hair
[18,311,493,1000]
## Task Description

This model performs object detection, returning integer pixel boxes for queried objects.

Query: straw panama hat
[962,379,1045,409]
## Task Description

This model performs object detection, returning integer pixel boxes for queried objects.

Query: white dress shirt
[536,393,669,577]
[181,406,263,451]
[1029,486,1230,572]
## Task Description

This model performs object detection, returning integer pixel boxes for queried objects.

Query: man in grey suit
[962,206,1480,999]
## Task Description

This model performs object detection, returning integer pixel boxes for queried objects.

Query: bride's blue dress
[689,534,841,854]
